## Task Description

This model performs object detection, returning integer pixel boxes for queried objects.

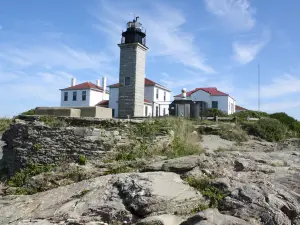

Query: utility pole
[258,64,260,112]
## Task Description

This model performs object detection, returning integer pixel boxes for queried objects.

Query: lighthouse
[117,16,148,118]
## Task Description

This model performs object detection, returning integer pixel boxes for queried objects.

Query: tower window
[82,91,87,101]
[124,77,131,86]
[156,88,159,99]
[64,92,68,101]
[73,91,77,101]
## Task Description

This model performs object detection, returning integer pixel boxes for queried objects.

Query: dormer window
[124,77,131,86]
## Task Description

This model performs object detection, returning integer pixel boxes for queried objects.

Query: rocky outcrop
[1,118,171,175]
[0,172,203,225]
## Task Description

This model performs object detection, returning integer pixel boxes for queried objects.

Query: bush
[21,109,35,115]
[233,110,269,120]
[78,155,87,165]
[270,112,300,136]
[207,108,228,117]
[241,118,289,142]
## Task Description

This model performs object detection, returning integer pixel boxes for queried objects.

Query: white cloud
[232,29,271,64]
[204,0,256,32]
[92,1,215,74]
[0,44,113,71]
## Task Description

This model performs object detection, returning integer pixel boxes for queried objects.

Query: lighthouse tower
[118,16,148,118]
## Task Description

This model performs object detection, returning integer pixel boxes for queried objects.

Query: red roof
[109,78,168,90]
[144,98,152,103]
[61,82,105,91]
[236,105,247,111]
[96,100,109,106]
[174,87,229,97]
[96,99,151,106]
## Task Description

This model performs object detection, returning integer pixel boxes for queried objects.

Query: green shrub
[78,155,87,165]
[8,163,55,188]
[233,110,269,120]
[185,177,226,208]
[207,108,228,117]
[270,112,300,136]
[241,118,289,142]
[32,143,42,151]
[0,117,12,133]
[21,109,35,115]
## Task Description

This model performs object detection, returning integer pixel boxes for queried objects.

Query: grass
[198,123,248,142]
[7,163,55,188]
[0,117,12,133]
[32,143,42,151]
[39,116,69,127]
[109,117,204,163]
[185,177,227,209]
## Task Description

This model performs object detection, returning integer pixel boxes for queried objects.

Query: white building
[60,77,109,107]
[174,87,236,115]
[97,78,171,118]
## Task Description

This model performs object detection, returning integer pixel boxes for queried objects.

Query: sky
[1,0,300,119]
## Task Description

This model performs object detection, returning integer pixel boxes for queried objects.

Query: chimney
[181,88,186,99]
[96,79,100,87]
[102,77,107,93]
[71,77,76,87]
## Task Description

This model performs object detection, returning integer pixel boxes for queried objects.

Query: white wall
[61,89,108,107]
[60,89,91,107]
[89,89,107,106]
[109,88,119,117]
[152,87,171,116]
[144,104,153,117]
[191,90,211,106]
[109,86,171,117]
[227,96,236,115]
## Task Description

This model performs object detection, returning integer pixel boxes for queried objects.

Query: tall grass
[0,117,12,134]
[109,117,204,162]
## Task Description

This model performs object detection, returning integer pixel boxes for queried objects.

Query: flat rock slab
[0,172,203,225]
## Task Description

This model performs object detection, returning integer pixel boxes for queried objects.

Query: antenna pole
[258,64,260,112]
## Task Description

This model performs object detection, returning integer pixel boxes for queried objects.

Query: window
[156,106,159,116]
[212,101,218,109]
[82,91,86,101]
[124,77,130,86]
[73,91,77,101]
[64,92,68,101]
[164,92,166,101]
[156,88,159,99]
[163,108,166,116]
[112,109,115,117]
[145,106,148,117]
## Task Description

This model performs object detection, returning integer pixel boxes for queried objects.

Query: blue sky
[1,0,300,119]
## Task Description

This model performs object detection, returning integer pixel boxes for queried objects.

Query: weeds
[0,117,12,133]
[32,143,42,151]
[78,155,87,165]
[185,177,227,208]
[7,163,55,188]
[39,116,68,127]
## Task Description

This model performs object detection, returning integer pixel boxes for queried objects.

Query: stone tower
[118,16,148,118]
